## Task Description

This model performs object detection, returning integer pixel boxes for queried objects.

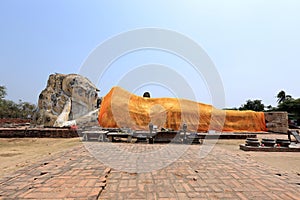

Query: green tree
[0,85,36,119]
[277,90,292,104]
[239,99,265,111]
[277,98,300,117]
[223,107,238,110]
[0,85,6,99]
[19,101,37,118]
[265,105,276,112]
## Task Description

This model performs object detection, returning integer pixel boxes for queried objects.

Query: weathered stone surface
[53,98,72,127]
[265,112,288,133]
[33,73,100,127]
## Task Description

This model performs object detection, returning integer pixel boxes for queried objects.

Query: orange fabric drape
[98,87,266,132]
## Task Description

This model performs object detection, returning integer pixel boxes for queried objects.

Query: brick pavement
[0,146,111,200]
[99,143,300,200]
[0,142,299,200]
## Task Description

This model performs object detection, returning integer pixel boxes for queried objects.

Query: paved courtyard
[0,142,299,199]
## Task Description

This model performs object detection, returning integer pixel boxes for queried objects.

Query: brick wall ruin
[264,112,288,133]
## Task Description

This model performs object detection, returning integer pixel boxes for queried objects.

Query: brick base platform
[0,127,78,138]
[240,144,300,152]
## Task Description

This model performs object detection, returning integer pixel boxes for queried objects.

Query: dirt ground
[216,134,300,175]
[0,138,82,178]
[0,134,299,178]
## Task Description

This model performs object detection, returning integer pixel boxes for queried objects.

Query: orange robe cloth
[98,87,267,132]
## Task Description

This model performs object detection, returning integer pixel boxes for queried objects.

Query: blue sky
[0,0,299,108]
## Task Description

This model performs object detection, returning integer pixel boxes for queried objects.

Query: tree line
[226,90,300,121]
[0,86,36,119]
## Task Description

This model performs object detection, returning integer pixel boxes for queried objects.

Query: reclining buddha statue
[98,86,266,132]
